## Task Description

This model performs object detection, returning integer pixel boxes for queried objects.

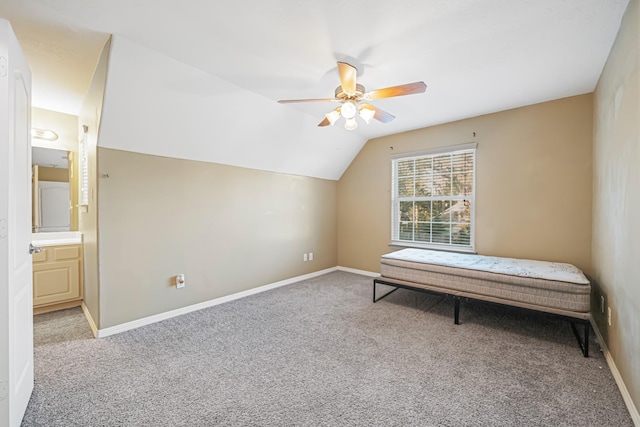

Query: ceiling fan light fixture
[344,117,358,131]
[277,61,426,130]
[325,109,341,126]
[340,101,357,119]
[359,107,375,124]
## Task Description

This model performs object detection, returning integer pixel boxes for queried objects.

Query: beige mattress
[380,249,591,319]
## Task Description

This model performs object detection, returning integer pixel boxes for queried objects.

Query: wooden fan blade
[361,103,395,123]
[318,117,331,127]
[364,81,427,100]
[278,98,338,104]
[337,62,357,96]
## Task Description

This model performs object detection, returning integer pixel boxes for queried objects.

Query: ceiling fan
[278,62,427,130]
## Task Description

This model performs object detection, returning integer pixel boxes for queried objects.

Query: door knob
[29,243,42,255]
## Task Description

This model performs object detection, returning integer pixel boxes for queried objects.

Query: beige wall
[37,166,68,183]
[31,107,78,153]
[79,36,111,326]
[593,0,640,414]
[338,94,593,275]
[96,148,337,328]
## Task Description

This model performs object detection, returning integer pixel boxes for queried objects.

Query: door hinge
[0,57,7,77]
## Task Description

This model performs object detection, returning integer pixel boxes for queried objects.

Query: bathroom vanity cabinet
[32,242,83,314]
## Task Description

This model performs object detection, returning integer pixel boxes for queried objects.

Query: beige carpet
[23,271,633,426]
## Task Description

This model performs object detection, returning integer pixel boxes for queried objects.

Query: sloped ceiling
[0,0,630,179]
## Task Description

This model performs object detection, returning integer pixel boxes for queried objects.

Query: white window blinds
[391,143,476,251]
[79,130,89,206]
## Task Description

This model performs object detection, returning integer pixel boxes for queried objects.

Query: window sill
[389,241,477,254]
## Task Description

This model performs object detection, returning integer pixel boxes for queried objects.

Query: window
[391,143,476,251]
[79,128,89,206]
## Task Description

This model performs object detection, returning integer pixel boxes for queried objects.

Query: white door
[0,19,34,427]
[38,181,71,232]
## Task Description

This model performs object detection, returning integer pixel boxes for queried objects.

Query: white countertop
[32,231,83,246]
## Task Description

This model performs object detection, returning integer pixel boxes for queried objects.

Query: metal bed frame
[373,277,590,357]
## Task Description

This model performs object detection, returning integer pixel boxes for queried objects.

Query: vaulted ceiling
[0,0,629,179]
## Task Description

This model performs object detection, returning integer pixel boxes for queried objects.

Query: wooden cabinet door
[33,259,80,306]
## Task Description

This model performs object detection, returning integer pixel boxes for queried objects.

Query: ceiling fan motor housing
[335,84,365,100]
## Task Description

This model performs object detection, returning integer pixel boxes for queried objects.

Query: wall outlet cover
[176,274,185,289]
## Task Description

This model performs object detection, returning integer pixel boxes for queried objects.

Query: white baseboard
[336,266,379,277]
[95,267,339,338]
[80,302,98,338]
[590,319,640,426]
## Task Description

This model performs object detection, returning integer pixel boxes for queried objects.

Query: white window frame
[79,127,89,206]
[390,142,477,252]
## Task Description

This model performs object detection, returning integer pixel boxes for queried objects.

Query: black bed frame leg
[583,322,589,357]
[372,279,399,303]
[454,296,460,325]
[372,280,375,303]
[570,320,590,357]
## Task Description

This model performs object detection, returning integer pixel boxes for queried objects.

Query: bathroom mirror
[32,147,73,232]
[33,147,69,169]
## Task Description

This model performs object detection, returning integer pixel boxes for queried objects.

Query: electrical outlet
[607,307,612,326]
[309,252,313,261]
[600,296,605,314]
[176,274,185,289]
[303,253,308,262]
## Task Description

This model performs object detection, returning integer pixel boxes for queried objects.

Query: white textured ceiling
[0,0,630,179]
[32,147,68,168]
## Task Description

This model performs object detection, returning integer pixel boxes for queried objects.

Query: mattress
[380,249,591,316]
